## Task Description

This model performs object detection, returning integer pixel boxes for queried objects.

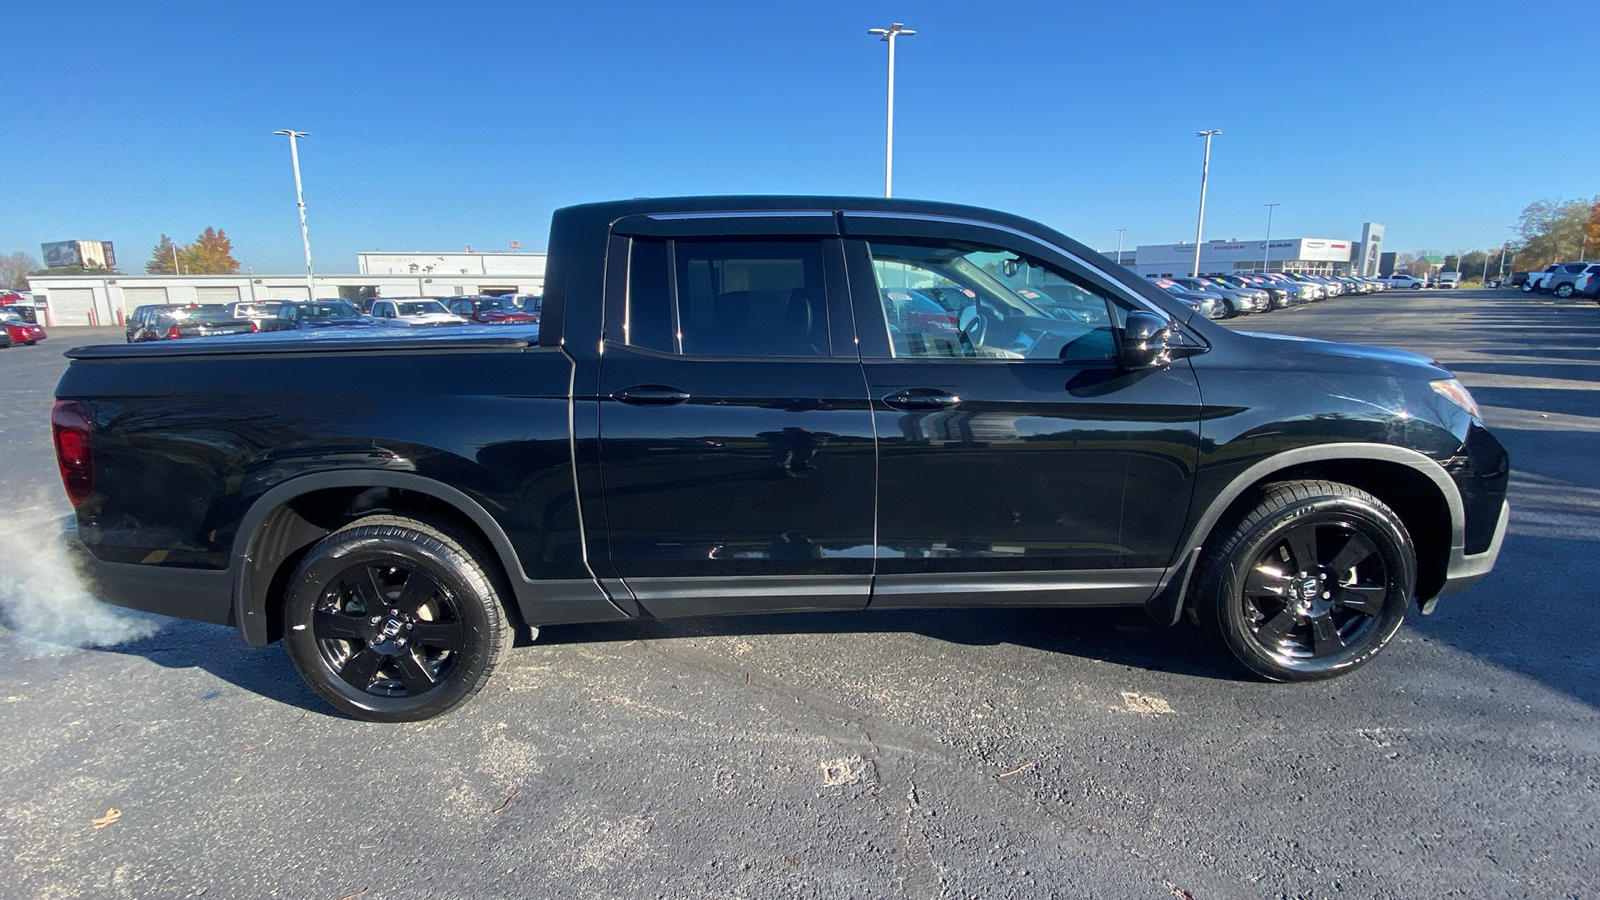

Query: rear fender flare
[230,471,541,646]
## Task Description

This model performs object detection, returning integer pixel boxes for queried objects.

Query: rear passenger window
[622,238,830,357]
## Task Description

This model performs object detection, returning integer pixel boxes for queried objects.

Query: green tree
[0,251,39,289]
[1512,197,1597,271]
[146,235,180,274]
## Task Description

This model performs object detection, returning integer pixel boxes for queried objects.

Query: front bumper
[60,516,234,626]
[1426,499,1509,611]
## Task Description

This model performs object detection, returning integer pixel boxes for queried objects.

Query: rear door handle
[614,385,691,406]
[881,388,961,411]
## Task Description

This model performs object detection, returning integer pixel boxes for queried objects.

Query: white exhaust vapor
[0,501,163,653]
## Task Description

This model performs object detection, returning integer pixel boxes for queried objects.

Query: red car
[1,312,46,345]
[445,295,539,324]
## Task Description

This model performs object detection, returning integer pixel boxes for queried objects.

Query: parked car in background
[1541,263,1600,298]
[1381,273,1426,290]
[227,301,284,321]
[1171,277,1264,316]
[1523,264,1563,293]
[369,298,466,327]
[127,303,189,342]
[152,304,259,340]
[445,295,539,324]
[0,290,38,323]
[252,300,372,332]
[1231,274,1297,308]
[1437,272,1461,289]
[1,309,47,345]
[1508,272,1530,288]
[1148,278,1223,319]
[0,321,12,348]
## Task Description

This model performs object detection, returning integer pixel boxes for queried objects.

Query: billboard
[40,240,115,270]
[41,241,81,268]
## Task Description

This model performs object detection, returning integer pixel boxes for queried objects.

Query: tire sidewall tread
[1194,479,1416,682]
[283,514,513,722]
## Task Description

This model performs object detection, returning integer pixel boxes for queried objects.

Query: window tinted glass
[675,240,827,357]
[867,241,1118,363]
[625,238,674,352]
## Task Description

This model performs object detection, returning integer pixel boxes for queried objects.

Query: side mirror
[1119,311,1173,370]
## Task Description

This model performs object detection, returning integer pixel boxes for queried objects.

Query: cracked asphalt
[1,290,1596,899]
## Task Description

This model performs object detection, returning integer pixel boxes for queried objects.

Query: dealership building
[1130,223,1385,279]
[25,251,546,327]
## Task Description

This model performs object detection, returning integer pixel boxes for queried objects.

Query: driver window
[866,241,1119,363]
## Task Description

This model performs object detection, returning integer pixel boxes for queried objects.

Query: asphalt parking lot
[1,290,1596,899]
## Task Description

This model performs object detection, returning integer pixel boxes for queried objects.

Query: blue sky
[2,0,1592,273]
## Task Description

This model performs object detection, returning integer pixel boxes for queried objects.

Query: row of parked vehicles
[123,294,542,343]
[0,290,48,347]
[1144,271,1399,320]
[1515,262,1600,299]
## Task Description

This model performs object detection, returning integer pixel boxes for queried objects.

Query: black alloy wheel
[1196,480,1415,681]
[284,514,513,721]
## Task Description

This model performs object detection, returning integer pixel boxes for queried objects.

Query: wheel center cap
[379,618,404,639]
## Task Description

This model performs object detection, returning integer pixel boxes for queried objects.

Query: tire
[1521,282,1533,293]
[1555,283,1575,298]
[1195,480,1415,682]
[283,514,514,722]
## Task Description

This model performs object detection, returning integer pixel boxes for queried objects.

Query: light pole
[273,129,316,300]
[1262,203,1279,273]
[867,22,915,198]
[1192,130,1221,277]
[1115,228,1126,265]
[1497,241,1509,282]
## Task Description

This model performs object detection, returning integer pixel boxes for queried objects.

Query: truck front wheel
[283,514,513,722]
[1195,480,1415,682]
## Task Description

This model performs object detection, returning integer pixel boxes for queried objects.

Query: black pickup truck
[52,196,1510,721]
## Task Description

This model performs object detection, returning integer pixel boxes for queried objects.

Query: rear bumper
[60,516,234,626]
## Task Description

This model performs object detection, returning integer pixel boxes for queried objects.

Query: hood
[1241,331,1447,373]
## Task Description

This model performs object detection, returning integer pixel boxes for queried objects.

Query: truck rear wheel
[1195,480,1415,682]
[283,514,513,722]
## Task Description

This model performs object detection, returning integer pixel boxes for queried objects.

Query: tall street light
[1192,129,1221,277]
[1262,203,1279,273]
[868,22,915,198]
[273,129,316,300]
[1114,228,1127,265]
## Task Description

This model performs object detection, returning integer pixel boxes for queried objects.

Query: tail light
[249,319,259,333]
[168,324,181,340]
[52,400,94,506]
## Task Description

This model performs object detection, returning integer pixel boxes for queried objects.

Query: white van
[1438,271,1461,289]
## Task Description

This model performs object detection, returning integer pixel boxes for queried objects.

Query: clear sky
[2,0,1592,274]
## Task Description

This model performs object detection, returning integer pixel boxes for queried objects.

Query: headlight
[1430,378,1481,418]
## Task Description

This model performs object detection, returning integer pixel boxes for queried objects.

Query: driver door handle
[614,385,691,406]
[882,389,961,411]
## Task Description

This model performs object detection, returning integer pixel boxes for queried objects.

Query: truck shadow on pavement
[46,606,1241,718]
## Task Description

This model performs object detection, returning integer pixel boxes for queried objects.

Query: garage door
[45,288,95,325]
[123,287,169,308]
[196,286,241,303]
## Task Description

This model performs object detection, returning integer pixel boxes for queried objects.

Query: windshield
[168,304,233,323]
[473,297,519,313]
[397,300,448,316]
[299,301,360,319]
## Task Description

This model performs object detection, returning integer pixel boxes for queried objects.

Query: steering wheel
[958,306,988,349]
